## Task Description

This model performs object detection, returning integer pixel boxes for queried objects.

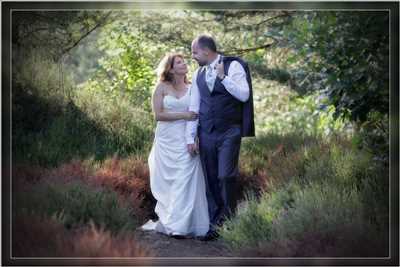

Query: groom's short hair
[195,34,217,52]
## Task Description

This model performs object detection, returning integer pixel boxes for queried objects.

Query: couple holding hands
[141,34,255,241]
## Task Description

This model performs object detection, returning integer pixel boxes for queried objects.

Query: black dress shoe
[198,230,219,241]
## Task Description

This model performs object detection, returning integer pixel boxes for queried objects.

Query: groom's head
[191,34,218,67]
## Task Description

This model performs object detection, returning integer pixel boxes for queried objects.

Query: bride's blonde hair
[156,52,189,84]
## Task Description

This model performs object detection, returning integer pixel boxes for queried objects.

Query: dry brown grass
[12,213,152,257]
[85,155,153,221]
[13,155,154,221]
[237,142,307,201]
[43,158,92,184]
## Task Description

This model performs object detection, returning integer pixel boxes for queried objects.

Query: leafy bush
[253,78,350,137]
[81,20,157,112]
[281,11,389,122]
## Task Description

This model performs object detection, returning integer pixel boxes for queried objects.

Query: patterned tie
[205,65,215,92]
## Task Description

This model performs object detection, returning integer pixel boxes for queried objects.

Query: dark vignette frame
[2,1,398,266]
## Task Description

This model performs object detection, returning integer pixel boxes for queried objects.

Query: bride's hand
[185,111,198,121]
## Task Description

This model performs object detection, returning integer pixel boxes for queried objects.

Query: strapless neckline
[164,87,189,101]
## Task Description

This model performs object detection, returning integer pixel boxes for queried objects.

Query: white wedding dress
[141,87,209,237]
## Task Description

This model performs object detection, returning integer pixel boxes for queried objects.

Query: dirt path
[133,229,235,257]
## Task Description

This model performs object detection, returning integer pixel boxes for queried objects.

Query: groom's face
[191,42,208,67]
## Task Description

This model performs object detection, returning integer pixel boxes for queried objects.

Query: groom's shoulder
[223,56,248,67]
[223,56,250,75]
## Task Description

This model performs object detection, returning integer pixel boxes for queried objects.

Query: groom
[186,34,255,241]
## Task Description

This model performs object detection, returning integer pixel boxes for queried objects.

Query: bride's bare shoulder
[156,81,174,91]
[154,81,173,95]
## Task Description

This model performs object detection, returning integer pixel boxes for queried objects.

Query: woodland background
[11,9,389,257]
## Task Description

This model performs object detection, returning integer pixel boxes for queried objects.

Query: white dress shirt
[185,54,250,144]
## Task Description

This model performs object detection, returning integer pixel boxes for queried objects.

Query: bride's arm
[152,84,197,122]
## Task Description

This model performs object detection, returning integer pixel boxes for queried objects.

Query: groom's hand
[187,144,197,156]
[215,60,225,80]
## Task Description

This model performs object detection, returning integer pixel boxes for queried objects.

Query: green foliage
[72,86,154,155]
[13,11,113,60]
[81,18,158,113]
[273,180,363,240]
[13,48,70,99]
[14,180,137,234]
[253,78,349,137]
[12,46,153,167]
[299,142,374,190]
[219,180,300,250]
[223,134,388,256]
[355,112,389,161]
[219,192,276,249]
[240,132,318,176]
[281,11,389,123]
[14,90,153,168]
[358,159,389,230]
[12,48,73,136]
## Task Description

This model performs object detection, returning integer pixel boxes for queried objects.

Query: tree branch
[255,12,293,27]
[60,11,112,57]
[224,11,293,32]
[20,27,50,39]
[220,42,276,56]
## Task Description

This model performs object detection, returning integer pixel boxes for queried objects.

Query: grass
[14,179,137,234]
[12,144,155,258]
[13,152,155,232]
[13,93,153,168]
[12,213,151,257]
[220,133,389,257]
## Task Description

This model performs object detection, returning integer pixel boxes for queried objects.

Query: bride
[141,52,209,238]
